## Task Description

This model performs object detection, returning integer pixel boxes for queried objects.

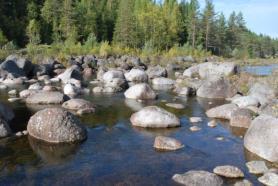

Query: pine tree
[202,0,215,51]
[187,0,199,48]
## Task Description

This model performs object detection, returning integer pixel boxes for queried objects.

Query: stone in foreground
[246,161,268,175]
[213,165,244,178]
[154,136,184,151]
[130,106,180,128]
[27,108,87,143]
[258,172,278,186]
[244,115,278,163]
[172,170,223,186]
[234,179,253,186]
[26,91,67,104]
[206,103,238,120]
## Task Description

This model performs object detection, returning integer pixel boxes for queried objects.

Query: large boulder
[244,115,278,163]
[206,103,238,120]
[26,91,67,104]
[63,83,81,96]
[232,96,259,108]
[248,83,276,106]
[130,106,180,128]
[152,77,175,85]
[124,68,148,83]
[197,77,237,99]
[27,108,87,143]
[172,170,223,186]
[57,66,82,84]
[260,99,278,117]
[124,83,156,100]
[0,60,25,78]
[146,65,167,79]
[230,108,253,128]
[102,70,125,83]
[183,62,237,79]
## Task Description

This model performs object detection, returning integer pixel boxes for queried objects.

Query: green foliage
[0,29,8,48]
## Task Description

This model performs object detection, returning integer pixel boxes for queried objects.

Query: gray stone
[124,68,148,83]
[124,83,156,100]
[258,172,278,186]
[62,99,95,112]
[206,103,238,120]
[57,66,82,84]
[172,170,223,186]
[154,136,184,151]
[234,180,253,186]
[244,115,278,163]
[246,161,268,174]
[0,118,11,138]
[130,106,180,128]
[26,91,66,104]
[232,96,259,108]
[27,108,87,143]
[248,83,276,106]
[230,108,253,128]
[152,77,175,85]
[213,165,244,178]
[146,65,167,79]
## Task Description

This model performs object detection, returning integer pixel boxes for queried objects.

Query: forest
[0,0,278,60]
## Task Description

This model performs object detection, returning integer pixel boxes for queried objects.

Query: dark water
[0,86,267,186]
[242,64,278,76]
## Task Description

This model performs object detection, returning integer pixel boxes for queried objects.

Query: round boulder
[62,99,95,113]
[154,136,184,151]
[124,68,148,83]
[27,108,87,143]
[130,106,180,128]
[124,83,156,100]
[244,115,278,163]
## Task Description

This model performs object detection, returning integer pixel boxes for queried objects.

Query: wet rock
[62,99,95,113]
[152,77,175,86]
[213,165,244,178]
[232,96,259,108]
[248,83,276,106]
[146,65,167,79]
[172,170,223,186]
[8,89,17,96]
[234,179,253,186]
[124,68,148,83]
[0,58,26,78]
[208,120,217,128]
[26,91,67,104]
[8,97,23,103]
[154,136,184,151]
[0,118,11,138]
[190,117,202,123]
[206,103,238,120]
[174,86,192,96]
[258,172,278,186]
[197,77,237,99]
[0,84,7,89]
[124,83,156,100]
[27,108,87,143]
[104,77,127,90]
[246,161,268,174]
[130,106,180,128]
[244,115,278,163]
[82,67,94,79]
[190,126,201,132]
[230,108,253,128]
[165,103,185,109]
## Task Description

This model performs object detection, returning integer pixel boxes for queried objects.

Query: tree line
[0,0,277,58]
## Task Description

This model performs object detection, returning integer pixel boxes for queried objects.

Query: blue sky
[199,0,278,38]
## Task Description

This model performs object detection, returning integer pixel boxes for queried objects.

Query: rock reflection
[124,99,144,111]
[26,104,61,113]
[28,136,80,165]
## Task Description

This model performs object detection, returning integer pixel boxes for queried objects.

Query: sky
[199,0,278,38]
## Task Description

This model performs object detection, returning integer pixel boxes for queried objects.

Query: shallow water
[242,64,278,76]
[0,86,266,186]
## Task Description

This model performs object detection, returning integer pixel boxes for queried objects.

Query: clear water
[242,64,278,76]
[0,87,266,186]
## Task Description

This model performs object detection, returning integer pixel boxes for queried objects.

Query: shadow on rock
[28,135,81,165]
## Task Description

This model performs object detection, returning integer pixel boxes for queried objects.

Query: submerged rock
[130,106,180,128]
[213,165,244,178]
[172,170,223,186]
[62,99,95,113]
[27,108,87,143]
[124,83,156,100]
[244,115,278,163]
[154,136,184,151]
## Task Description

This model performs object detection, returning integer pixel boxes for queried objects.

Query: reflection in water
[28,136,80,165]
[197,97,228,111]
